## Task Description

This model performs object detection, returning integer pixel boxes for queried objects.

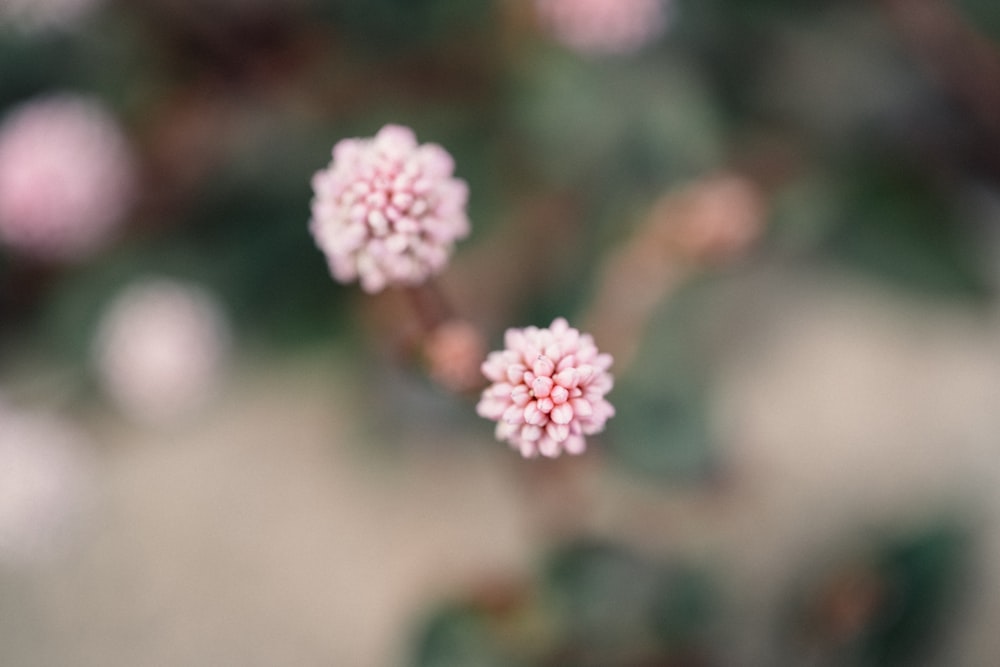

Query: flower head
[477,318,614,458]
[309,124,470,293]
[0,94,135,262]
[93,279,231,426]
[535,0,670,56]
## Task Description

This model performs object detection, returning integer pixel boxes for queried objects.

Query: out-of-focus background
[2,0,1000,665]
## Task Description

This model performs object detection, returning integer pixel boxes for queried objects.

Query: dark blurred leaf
[333,0,494,52]
[0,34,80,106]
[862,524,969,665]
[827,164,990,297]
[957,0,1000,42]
[650,567,716,647]
[609,386,713,482]
[511,53,724,189]
[412,605,518,667]
[184,175,346,346]
[546,540,664,651]
[605,280,723,481]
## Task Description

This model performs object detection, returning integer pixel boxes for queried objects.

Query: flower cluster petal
[309,124,470,293]
[477,318,614,458]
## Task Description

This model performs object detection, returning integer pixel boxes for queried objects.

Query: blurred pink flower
[535,0,670,56]
[309,124,470,293]
[0,0,103,32]
[662,174,766,264]
[93,279,231,426]
[0,94,135,262]
[477,317,615,458]
[424,319,487,393]
[0,399,94,564]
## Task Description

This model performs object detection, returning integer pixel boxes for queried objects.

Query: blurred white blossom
[0,0,103,32]
[0,94,135,262]
[0,399,95,564]
[94,279,231,426]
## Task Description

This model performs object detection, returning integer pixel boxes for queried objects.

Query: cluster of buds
[310,127,618,458]
[309,124,470,293]
[476,318,615,458]
[310,127,765,459]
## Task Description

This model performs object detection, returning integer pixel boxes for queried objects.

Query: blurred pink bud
[93,279,231,426]
[0,399,95,564]
[663,174,766,264]
[0,94,135,262]
[477,318,614,459]
[535,0,671,56]
[424,320,488,394]
[310,124,470,293]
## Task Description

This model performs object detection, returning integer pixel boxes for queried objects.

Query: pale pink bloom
[309,124,470,293]
[0,399,94,564]
[93,279,231,426]
[424,319,487,393]
[535,0,670,56]
[477,317,615,458]
[0,95,135,262]
[0,0,103,32]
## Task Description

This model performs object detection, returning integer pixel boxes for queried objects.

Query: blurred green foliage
[413,540,717,667]
[783,522,970,666]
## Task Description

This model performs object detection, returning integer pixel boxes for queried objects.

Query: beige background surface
[3,268,1000,666]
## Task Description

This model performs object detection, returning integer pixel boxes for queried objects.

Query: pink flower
[535,0,670,56]
[309,124,470,293]
[0,94,135,262]
[477,317,615,458]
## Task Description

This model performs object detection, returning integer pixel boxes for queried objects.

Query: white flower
[94,279,231,426]
[0,399,95,564]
